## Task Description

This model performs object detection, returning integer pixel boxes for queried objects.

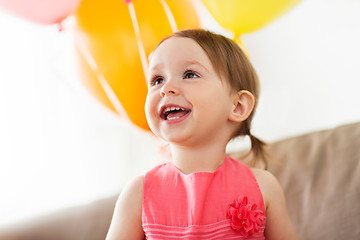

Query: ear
[228,90,255,122]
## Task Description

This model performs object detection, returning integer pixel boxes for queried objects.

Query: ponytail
[237,120,268,169]
[248,133,268,169]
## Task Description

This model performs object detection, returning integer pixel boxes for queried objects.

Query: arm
[106,175,145,240]
[252,169,298,240]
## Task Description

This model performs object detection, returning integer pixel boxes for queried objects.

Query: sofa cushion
[265,122,360,240]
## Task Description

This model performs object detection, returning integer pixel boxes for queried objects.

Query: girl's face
[145,37,236,147]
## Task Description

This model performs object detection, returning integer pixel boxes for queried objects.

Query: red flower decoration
[226,196,266,237]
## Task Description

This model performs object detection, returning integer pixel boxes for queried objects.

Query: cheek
[144,94,162,136]
[197,89,232,115]
[144,96,152,121]
[195,87,225,106]
[144,93,157,122]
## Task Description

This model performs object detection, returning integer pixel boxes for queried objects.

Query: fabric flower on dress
[226,196,266,237]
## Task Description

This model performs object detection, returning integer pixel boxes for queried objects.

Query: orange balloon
[73,0,200,131]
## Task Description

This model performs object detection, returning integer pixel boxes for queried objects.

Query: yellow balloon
[73,0,200,131]
[201,0,302,37]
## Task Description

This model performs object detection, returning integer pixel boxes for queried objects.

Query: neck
[169,141,228,175]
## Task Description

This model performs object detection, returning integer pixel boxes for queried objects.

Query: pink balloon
[0,0,82,24]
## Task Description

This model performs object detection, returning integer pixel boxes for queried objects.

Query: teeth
[167,116,180,120]
[163,106,184,114]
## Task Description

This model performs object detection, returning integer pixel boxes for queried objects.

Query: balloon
[201,0,302,37]
[0,0,82,24]
[73,0,200,131]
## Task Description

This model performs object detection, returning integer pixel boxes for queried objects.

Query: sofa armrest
[0,195,118,240]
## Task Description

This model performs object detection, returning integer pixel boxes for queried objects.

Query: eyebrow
[183,60,210,73]
[150,60,210,74]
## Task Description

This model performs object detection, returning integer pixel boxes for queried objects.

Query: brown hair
[159,29,267,167]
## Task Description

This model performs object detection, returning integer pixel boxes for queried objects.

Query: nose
[160,80,179,97]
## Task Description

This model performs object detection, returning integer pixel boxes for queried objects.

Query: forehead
[149,37,212,70]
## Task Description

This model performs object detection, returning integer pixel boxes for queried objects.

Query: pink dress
[142,156,266,239]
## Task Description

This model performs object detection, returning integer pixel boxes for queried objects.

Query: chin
[165,134,198,147]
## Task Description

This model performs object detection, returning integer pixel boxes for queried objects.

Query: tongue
[167,110,187,120]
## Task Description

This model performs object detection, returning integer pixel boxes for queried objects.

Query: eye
[183,70,200,79]
[150,75,165,86]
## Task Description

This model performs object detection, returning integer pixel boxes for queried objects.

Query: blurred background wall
[0,0,359,227]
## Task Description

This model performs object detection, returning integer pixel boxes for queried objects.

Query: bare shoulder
[251,168,298,240]
[250,167,278,187]
[114,175,144,215]
[106,175,144,240]
[250,168,280,209]
[122,174,144,198]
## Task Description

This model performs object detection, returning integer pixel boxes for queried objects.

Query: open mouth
[160,106,191,121]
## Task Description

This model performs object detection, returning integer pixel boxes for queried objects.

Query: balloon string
[235,36,250,58]
[57,22,64,32]
[127,2,149,81]
[75,37,130,121]
[160,0,178,32]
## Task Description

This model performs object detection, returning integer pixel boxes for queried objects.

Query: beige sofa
[1,122,359,240]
